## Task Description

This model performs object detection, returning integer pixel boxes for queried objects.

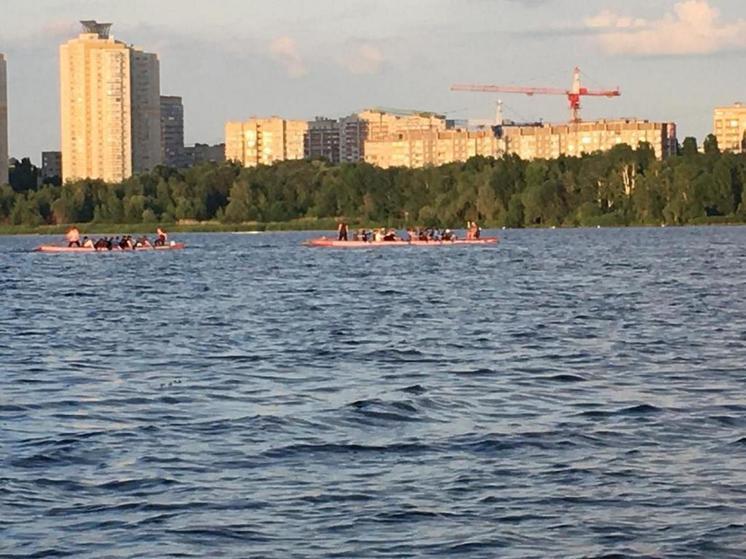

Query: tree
[9,158,40,192]
[681,137,699,158]
[703,134,720,155]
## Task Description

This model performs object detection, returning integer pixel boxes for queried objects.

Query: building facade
[501,119,677,160]
[364,128,502,168]
[0,54,7,185]
[339,114,367,163]
[41,151,62,183]
[713,103,746,153]
[160,95,185,167]
[184,143,225,166]
[305,117,340,163]
[60,21,161,183]
[225,117,308,167]
[358,109,446,141]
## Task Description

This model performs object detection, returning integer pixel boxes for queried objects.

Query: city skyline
[4,0,746,163]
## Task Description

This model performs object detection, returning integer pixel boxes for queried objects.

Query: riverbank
[1,214,744,235]
[0,218,343,235]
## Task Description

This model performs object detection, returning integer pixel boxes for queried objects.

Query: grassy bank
[0,217,343,236]
[2,215,746,236]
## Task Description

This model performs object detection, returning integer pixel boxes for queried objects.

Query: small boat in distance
[304,237,498,248]
[34,242,186,253]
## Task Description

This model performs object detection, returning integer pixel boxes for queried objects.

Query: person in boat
[442,229,455,241]
[81,236,94,248]
[155,227,168,246]
[135,235,152,248]
[93,237,108,250]
[383,228,398,242]
[373,228,384,242]
[472,221,481,239]
[337,222,349,242]
[66,226,81,247]
[118,235,133,250]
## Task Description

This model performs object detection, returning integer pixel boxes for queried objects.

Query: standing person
[155,227,168,246]
[337,222,348,241]
[66,226,81,247]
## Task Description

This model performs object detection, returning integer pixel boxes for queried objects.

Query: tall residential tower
[160,95,185,167]
[60,21,161,182]
[0,54,8,185]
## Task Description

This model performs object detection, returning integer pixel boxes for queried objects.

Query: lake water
[1,228,745,558]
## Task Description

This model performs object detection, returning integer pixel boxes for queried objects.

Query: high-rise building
[339,114,367,163]
[41,151,62,183]
[501,119,677,160]
[305,117,340,163]
[364,128,502,168]
[713,103,746,153]
[160,95,185,167]
[225,117,308,167]
[0,54,8,185]
[60,21,161,183]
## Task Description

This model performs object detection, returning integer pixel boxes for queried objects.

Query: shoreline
[1,217,745,236]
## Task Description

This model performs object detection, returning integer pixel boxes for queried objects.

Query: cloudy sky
[3,0,746,162]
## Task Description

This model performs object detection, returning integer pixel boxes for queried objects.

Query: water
[1,228,745,558]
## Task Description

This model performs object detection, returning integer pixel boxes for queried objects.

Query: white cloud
[585,0,746,56]
[339,44,384,75]
[269,35,307,78]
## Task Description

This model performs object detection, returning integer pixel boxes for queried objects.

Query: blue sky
[3,0,746,163]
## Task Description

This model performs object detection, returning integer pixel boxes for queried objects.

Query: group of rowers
[65,226,169,250]
[337,221,481,242]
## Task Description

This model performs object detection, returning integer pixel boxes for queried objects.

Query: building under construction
[453,67,678,160]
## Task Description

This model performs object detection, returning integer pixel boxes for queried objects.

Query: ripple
[4,229,746,557]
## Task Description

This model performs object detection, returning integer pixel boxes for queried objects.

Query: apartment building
[225,117,308,167]
[713,103,746,153]
[502,119,677,160]
[0,54,7,185]
[60,21,161,182]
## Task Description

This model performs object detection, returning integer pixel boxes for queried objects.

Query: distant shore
[1,215,744,236]
[0,218,340,236]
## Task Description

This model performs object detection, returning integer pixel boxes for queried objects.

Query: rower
[82,236,94,248]
[337,222,348,241]
[66,226,81,247]
[155,227,168,246]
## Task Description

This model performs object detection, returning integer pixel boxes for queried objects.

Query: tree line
[3,136,746,229]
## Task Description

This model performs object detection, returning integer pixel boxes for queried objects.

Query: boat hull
[34,243,186,253]
[304,237,498,248]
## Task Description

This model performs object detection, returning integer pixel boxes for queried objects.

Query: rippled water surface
[2,228,746,558]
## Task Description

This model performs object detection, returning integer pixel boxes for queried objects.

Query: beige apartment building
[358,109,446,141]
[225,117,308,167]
[713,103,746,153]
[60,21,161,183]
[502,119,677,160]
[0,54,7,185]
[365,128,502,168]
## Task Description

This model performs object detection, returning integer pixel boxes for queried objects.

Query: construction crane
[451,67,620,123]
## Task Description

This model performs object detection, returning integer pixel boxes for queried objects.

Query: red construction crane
[451,67,620,123]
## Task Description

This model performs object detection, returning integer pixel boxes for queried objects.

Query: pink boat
[304,237,499,248]
[34,243,186,253]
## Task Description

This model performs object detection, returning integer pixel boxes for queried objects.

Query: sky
[3,0,746,163]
